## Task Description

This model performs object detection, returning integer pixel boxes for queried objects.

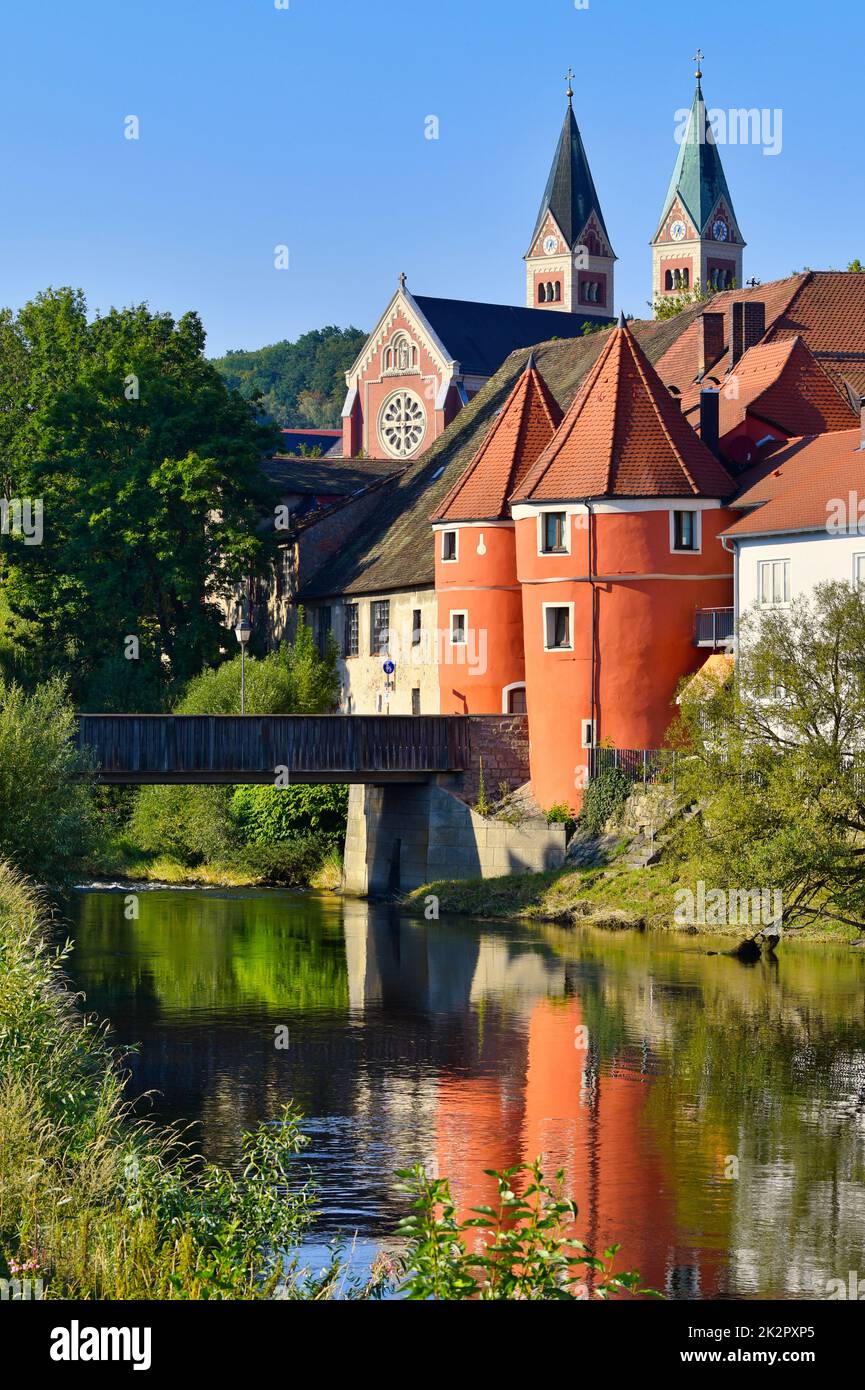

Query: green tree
[213,326,366,427]
[673,581,865,931]
[649,278,728,321]
[0,290,279,707]
[0,677,101,881]
[176,612,338,716]
[848,259,864,273]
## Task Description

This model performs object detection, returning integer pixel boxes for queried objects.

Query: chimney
[698,312,725,377]
[731,302,744,366]
[700,388,721,458]
[743,300,766,353]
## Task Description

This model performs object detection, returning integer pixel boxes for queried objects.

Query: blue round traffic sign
[383,660,395,675]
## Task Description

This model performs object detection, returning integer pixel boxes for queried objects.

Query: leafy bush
[177,613,337,717]
[396,1160,655,1300]
[240,835,335,886]
[578,767,632,838]
[231,784,348,848]
[546,803,578,839]
[0,677,102,881]
[128,785,235,866]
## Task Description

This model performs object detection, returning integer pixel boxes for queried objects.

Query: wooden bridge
[74,714,471,785]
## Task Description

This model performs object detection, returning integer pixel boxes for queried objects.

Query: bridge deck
[75,714,470,785]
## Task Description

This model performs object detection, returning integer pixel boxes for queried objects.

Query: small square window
[442,531,458,562]
[412,609,422,645]
[450,611,467,646]
[541,511,567,554]
[544,605,572,650]
[673,510,698,551]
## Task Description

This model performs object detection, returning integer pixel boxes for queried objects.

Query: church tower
[651,53,745,312]
[525,71,615,318]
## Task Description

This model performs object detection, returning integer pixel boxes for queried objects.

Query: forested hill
[212,325,367,428]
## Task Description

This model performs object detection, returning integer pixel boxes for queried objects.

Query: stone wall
[461,715,531,805]
[343,776,565,896]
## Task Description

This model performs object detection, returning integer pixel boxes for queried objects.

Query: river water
[63,885,865,1299]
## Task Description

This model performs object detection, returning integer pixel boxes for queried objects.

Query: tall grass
[0,863,328,1299]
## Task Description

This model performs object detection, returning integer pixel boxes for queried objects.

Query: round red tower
[511,317,736,809]
[431,355,562,714]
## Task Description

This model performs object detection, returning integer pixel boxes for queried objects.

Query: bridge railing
[75,714,470,782]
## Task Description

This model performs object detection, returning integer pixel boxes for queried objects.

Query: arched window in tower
[383,347,393,370]
[546,282,555,302]
[673,269,682,290]
[554,281,562,301]
[682,268,690,289]
[538,283,547,303]
[665,269,673,291]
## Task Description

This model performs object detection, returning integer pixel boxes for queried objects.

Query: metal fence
[587,746,678,789]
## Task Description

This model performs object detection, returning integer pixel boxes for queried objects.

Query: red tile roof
[655,272,865,419]
[764,271,865,355]
[711,336,858,438]
[512,319,734,502]
[431,354,562,521]
[721,428,865,537]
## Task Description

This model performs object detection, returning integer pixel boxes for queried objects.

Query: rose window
[378,390,426,457]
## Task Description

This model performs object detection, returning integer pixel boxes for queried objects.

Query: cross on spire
[565,67,575,105]
[693,48,704,79]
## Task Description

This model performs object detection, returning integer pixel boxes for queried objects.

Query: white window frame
[449,609,468,647]
[501,681,527,714]
[441,529,459,563]
[854,553,865,589]
[670,508,702,554]
[543,602,574,651]
[537,509,571,556]
[757,558,791,608]
[581,718,596,749]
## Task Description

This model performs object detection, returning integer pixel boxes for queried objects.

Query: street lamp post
[234,614,252,714]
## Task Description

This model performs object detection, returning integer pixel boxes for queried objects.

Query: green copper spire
[657,54,739,236]
[529,94,614,254]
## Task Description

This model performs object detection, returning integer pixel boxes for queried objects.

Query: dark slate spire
[529,102,613,253]
[658,59,739,236]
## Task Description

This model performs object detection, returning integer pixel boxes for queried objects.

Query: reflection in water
[63,887,865,1299]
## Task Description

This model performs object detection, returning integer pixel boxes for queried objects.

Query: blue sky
[0,0,859,356]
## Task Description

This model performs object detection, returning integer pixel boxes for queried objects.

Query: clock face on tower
[670,220,687,242]
[543,235,558,255]
[712,218,729,242]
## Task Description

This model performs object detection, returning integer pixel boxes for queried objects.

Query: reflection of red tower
[432,991,732,1297]
[431,356,562,715]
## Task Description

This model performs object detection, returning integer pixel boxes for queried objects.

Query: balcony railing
[694,607,735,648]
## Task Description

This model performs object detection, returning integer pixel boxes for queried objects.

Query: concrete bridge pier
[342,777,566,897]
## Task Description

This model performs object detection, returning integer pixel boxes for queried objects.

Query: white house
[721,424,865,628]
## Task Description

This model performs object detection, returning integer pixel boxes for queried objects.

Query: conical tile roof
[432,355,563,522]
[512,319,734,502]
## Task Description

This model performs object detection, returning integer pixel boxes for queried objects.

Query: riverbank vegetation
[0,867,646,1300]
[0,616,347,890]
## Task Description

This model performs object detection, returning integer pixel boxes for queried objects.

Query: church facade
[339,75,615,462]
